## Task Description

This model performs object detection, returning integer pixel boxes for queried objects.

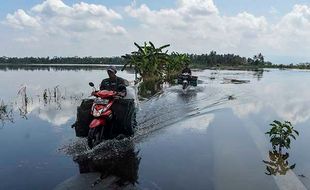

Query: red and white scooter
[87,82,120,148]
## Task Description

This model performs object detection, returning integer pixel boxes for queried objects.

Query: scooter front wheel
[182,82,188,90]
[87,127,103,149]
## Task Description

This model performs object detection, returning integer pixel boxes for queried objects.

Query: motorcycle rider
[98,66,133,140]
[100,66,127,97]
[181,63,192,75]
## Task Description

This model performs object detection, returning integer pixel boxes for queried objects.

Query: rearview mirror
[89,82,94,87]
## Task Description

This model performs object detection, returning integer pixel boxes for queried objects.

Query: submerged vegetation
[0,85,84,125]
[263,120,299,176]
[0,101,13,125]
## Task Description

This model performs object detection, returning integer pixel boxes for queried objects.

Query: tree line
[1,51,308,70]
[0,56,124,65]
[189,51,271,68]
[0,53,269,67]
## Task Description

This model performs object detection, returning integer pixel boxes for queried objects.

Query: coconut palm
[253,53,265,65]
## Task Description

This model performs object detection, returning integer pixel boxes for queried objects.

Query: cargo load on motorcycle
[72,98,135,138]
[71,82,136,149]
[177,74,198,90]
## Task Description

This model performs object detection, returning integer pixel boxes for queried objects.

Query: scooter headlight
[92,109,101,117]
[92,107,106,117]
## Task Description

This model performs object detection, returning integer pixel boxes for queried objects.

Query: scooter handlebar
[91,90,119,98]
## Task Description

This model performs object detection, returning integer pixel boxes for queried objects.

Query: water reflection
[137,79,164,100]
[231,72,310,125]
[263,150,296,176]
[177,89,198,103]
[74,143,141,188]
[3,85,84,126]
[253,69,264,81]
[2,67,310,189]
[137,75,200,100]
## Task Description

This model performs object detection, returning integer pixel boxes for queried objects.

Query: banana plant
[167,52,190,76]
[122,41,170,80]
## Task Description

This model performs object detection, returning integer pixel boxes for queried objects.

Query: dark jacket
[100,77,127,94]
[182,67,192,75]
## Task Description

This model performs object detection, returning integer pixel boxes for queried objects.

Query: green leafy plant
[122,42,170,80]
[263,120,299,176]
[122,42,191,81]
[167,52,190,76]
[265,120,299,152]
[122,42,192,98]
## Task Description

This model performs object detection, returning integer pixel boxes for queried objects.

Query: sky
[1,0,310,64]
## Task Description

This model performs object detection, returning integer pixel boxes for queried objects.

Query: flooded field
[1,67,310,189]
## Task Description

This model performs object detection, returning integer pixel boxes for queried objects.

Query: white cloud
[125,0,268,54]
[2,0,310,61]
[6,9,40,29]
[5,0,125,36]
[267,5,310,55]
[31,0,69,15]
[125,0,219,27]
[227,12,267,32]
[31,0,122,20]
[124,1,310,61]
[177,0,219,16]
[2,0,129,56]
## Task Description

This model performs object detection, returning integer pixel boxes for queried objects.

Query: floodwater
[0,66,310,190]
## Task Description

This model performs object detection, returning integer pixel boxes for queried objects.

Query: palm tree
[253,53,265,65]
